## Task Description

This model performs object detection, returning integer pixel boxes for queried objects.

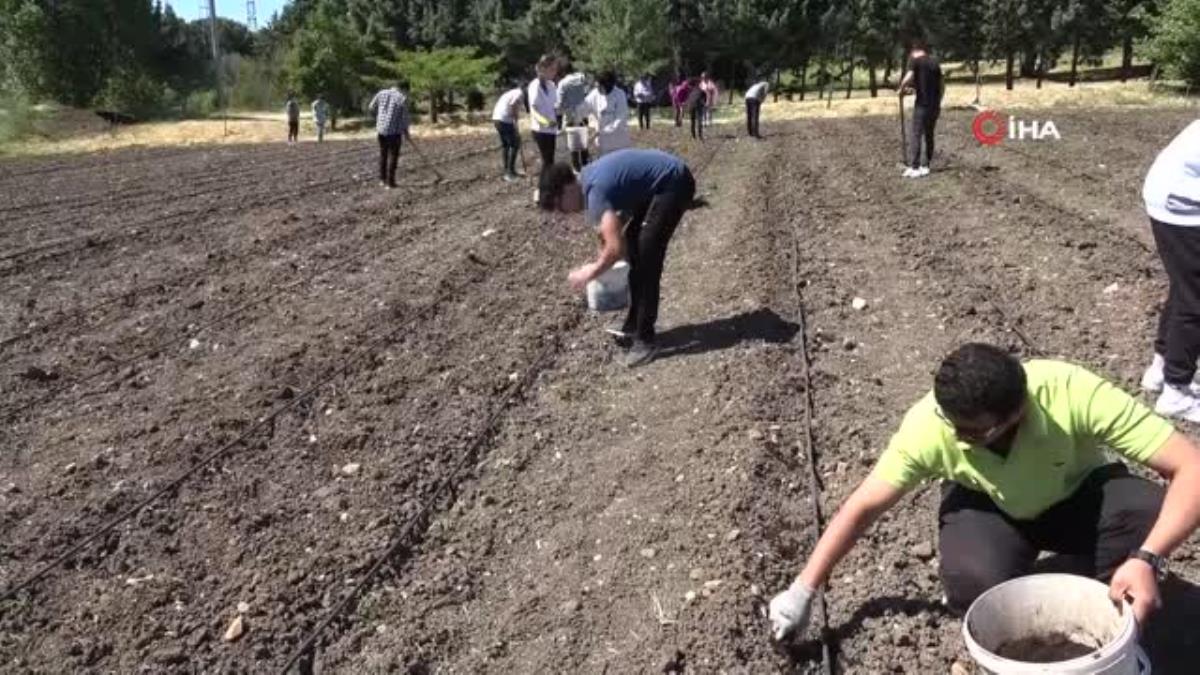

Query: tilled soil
[2,108,1199,674]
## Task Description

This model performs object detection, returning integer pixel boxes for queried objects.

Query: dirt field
[2,107,1199,674]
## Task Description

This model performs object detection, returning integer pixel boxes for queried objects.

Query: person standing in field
[1140,120,1200,420]
[558,71,592,171]
[634,74,655,130]
[285,92,300,143]
[686,77,707,141]
[491,82,526,182]
[311,94,329,143]
[538,149,697,368]
[744,79,769,139]
[528,55,561,179]
[768,343,1200,642]
[699,72,719,127]
[671,75,689,128]
[898,39,943,178]
[368,80,411,190]
[582,71,632,157]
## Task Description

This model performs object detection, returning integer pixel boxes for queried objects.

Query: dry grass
[0,110,495,158]
[755,79,1196,124]
[2,80,1193,158]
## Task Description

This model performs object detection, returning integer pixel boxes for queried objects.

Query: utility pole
[205,0,227,136]
[246,0,257,30]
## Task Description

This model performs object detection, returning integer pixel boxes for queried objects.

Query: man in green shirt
[769,343,1200,641]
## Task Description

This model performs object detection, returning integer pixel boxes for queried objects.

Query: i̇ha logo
[972,109,1061,145]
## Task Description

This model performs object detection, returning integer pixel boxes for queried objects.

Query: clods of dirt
[994,632,1099,662]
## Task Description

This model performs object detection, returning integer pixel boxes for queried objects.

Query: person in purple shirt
[537,149,696,367]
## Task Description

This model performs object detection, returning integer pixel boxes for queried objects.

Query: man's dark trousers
[938,463,1164,612]
[746,99,762,138]
[378,134,402,186]
[1152,217,1200,387]
[909,104,939,168]
[621,170,696,343]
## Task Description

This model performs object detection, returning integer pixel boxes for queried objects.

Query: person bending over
[537,149,696,368]
[770,343,1200,642]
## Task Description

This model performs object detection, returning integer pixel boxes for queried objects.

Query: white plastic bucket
[585,261,628,312]
[565,126,589,152]
[963,574,1150,675]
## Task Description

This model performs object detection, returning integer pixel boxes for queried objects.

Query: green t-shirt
[873,360,1174,520]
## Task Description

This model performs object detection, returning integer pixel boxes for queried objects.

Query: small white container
[565,126,589,152]
[585,261,629,312]
[963,574,1149,674]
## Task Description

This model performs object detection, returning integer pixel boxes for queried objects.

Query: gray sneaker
[623,340,659,368]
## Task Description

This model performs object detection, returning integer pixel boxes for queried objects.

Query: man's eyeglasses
[935,406,1023,445]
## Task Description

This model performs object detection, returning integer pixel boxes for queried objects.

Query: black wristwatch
[1129,548,1169,582]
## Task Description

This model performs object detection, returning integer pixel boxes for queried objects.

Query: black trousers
[377,134,402,185]
[689,105,703,140]
[621,171,696,342]
[533,132,556,175]
[909,104,940,168]
[938,463,1163,613]
[637,103,652,129]
[495,121,519,175]
[288,120,299,142]
[745,99,762,138]
[1152,218,1200,385]
[674,105,683,127]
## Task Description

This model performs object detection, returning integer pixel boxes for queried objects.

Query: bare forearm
[1144,463,1200,556]
[797,503,882,589]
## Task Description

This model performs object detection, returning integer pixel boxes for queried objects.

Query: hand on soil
[768,581,815,641]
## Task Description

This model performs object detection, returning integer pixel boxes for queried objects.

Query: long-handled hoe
[406,135,445,183]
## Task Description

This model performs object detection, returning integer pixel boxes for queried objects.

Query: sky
[167,0,291,26]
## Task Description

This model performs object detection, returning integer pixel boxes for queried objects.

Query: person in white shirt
[491,84,525,182]
[581,71,632,157]
[311,94,330,142]
[527,54,561,178]
[1140,120,1200,421]
[633,74,655,130]
[557,71,592,170]
[745,80,769,139]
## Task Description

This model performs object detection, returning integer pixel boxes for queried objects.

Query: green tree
[286,0,369,118]
[382,46,498,121]
[1146,0,1200,87]
[573,0,672,76]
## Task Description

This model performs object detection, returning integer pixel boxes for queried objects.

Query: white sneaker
[918,166,931,177]
[1155,385,1200,423]
[1142,354,1166,393]
[902,167,918,178]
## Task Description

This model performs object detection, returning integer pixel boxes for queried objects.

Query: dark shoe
[623,340,658,368]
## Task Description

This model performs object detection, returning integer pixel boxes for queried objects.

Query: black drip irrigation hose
[276,338,562,674]
[789,215,835,675]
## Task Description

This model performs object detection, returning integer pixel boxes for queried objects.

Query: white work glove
[768,581,816,641]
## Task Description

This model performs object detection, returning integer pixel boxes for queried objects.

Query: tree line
[1,0,1197,122]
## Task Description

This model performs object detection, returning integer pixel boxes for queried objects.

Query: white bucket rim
[962,574,1138,673]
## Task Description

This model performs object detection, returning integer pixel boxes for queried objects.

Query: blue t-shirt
[580,149,688,226]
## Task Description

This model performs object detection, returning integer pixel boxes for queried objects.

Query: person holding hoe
[368,80,412,189]
[769,343,1200,641]
[898,39,943,178]
[538,149,696,368]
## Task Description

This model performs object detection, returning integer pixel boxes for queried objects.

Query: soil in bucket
[994,633,1099,662]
